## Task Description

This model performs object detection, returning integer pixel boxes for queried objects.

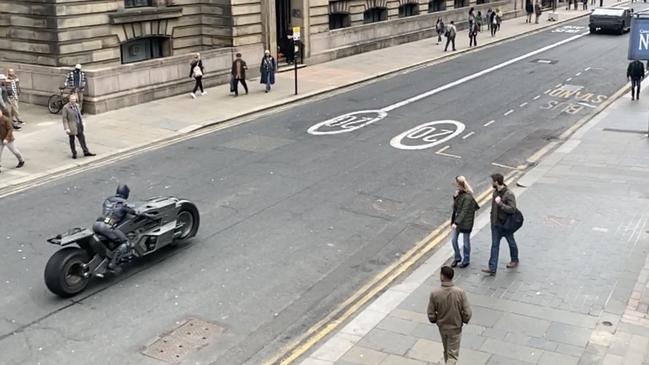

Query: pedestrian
[566,0,571,10]
[486,8,493,33]
[468,21,479,47]
[599,0,603,6]
[490,11,498,36]
[468,7,475,26]
[496,9,502,30]
[62,94,95,159]
[574,0,578,10]
[64,64,86,113]
[450,176,480,268]
[526,0,534,23]
[435,18,445,45]
[259,50,276,93]
[231,53,249,96]
[0,75,18,130]
[6,69,22,125]
[444,21,457,51]
[534,0,542,23]
[477,11,483,31]
[582,0,587,10]
[482,173,519,276]
[427,266,472,365]
[627,59,645,101]
[591,0,595,5]
[189,53,205,99]
[0,109,25,173]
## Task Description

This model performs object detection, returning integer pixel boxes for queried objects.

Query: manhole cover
[142,318,225,363]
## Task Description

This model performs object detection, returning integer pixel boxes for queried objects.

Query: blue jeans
[488,225,519,272]
[451,228,471,264]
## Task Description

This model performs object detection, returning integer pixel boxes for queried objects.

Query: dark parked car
[589,7,632,35]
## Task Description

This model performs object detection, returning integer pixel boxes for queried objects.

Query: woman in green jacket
[451,176,480,268]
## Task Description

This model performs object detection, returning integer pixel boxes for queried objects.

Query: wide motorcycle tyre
[175,201,200,243]
[44,247,91,298]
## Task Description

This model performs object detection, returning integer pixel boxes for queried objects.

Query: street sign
[628,16,649,60]
[292,26,301,41]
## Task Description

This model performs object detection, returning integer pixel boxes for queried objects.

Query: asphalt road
[0,14,639,365]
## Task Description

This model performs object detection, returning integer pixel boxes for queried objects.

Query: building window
[329,13,351,29]
[125,0,152,8]
[363,7,388,23]
[454,0,466,8]
[428,0,446,11]
[121,37,169,64]
[399,3,419,17]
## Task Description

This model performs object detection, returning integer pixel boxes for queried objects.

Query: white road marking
[462,131,475,139]
[555,83,562,88]
[577,102,597,108]
[37,122,56,127]
[533,95,541,100]
[584,67,591,71]
[592,227,609,233]
[575,72,582,76]
[390,120,465,150]
[435,146,462,159]
[308,33,588,135]
[436,145,450,153]
[519,102,528,107]
[566,77,572,82]
[544,89,552,94]
[483,120,496,127]
[504,109,514,116]
[491,162,519,170]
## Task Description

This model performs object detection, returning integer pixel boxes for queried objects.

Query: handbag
[193,65,203,78]
[503,208,524,233]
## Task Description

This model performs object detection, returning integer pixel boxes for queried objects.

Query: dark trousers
[69,132,89,156]
[632,79,641,99]
[444,37,456,51]
[192,76,204,94]
[491,25,497,36]
[233,79,248,95]
[469,34,477,47]
[437,32,443,43]
[488,225,519,272]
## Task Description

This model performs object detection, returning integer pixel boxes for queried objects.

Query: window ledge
[110,7,183,24]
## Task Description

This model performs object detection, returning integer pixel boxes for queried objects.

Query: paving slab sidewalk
[299,77,649,364]
[0,2,612,190]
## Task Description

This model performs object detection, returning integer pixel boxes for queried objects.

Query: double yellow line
[263,171,522,365]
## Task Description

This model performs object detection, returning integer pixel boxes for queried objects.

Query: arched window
[121,36,170,64]
[428,0,446,12]
[364,7,388,23]
[329,13,351,29]
[454,0,466,8]
[399,3,419,17]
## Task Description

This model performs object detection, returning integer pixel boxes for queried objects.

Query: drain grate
[142,318,224,363]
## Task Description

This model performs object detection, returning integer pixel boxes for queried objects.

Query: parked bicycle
[48,87,71,114]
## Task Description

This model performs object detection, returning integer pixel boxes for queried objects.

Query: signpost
[628,14,649,136]
[292,26,300,95]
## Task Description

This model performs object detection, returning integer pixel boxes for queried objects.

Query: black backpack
[503,208,524,233]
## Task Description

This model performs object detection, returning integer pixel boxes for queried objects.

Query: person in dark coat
[450,176,480,268]
[189,53,205,98]
[435,18,445,45]
[468,20,479,47]
[260,50,276,93]
[444,21,457,51]
[482,173,519,276]
[231,53,248,96]
[526,0,534,22]
[627,59,645,101]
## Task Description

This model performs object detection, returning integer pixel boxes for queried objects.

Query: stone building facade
[0,0,514,113]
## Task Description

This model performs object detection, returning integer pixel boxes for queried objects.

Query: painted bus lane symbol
[540,84,608,115]
[390,120,465,150]
[307,110,387,135]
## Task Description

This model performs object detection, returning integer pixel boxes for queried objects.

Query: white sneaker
[201,91,207,96]
[190,93,196,99]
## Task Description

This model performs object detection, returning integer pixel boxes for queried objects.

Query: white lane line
[555,83,562,88]
[566,77,572,82]
[492,162,519,170]
[519,102,528,107]
[436,145,450,153]
[504,109,514,116]
[379,33,588,113]
[585,67,591,71]
[544,89,552,94]
[462,131,475,139]
[577,102,596,108]
[484,120,496,127]
[533,95,541,100]
[436,146,462,159]
[575,72,582,76]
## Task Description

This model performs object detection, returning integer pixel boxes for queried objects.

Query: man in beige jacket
[62,94,95,159]
[427,266,472,364]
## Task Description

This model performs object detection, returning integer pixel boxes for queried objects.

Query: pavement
[298,77,649,364]
[1,1,612,192]
[0,2,641,365]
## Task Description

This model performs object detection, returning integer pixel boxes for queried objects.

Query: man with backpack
[482,173,522,276]
[444,21,457,52]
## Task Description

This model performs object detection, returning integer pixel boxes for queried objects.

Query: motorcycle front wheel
[174,201,200,243]
[44,247,91,298]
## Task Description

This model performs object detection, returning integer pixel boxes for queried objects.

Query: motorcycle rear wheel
[44,247,91,298]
